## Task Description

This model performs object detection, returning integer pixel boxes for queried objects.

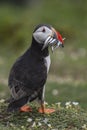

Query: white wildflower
[32,122,36,127]
[0,99,5,103]
[47,124,52,128]
[10,123,14,127]
[65,101,72,109]
[27,118,32,122]
[21,126,24,129]
[65,101,71,106]
[56,102,61,108]
[72,102,79,106]
[38,122,42,126]
[43,118,49,124]
[82,124,87,129]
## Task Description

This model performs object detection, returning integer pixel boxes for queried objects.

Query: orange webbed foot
[38,107,55,114]
[20,105,32,112]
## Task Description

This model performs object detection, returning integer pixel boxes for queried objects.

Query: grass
[0,100,87,130]
[46,82,87,109]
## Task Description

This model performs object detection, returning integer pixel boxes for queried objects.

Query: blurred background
[0,0,87,109]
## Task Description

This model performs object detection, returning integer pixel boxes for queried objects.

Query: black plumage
[7,26,50,112]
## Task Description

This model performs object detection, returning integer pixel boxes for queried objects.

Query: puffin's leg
[38,101,55,114]
[38,86,55,114]
[19,97,32,112]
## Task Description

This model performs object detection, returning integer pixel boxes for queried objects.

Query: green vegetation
[0,100,87,130]
[46,82,87,109]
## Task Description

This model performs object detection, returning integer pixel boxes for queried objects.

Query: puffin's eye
[42,28,45,33]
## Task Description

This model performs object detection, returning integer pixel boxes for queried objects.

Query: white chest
[44,55,51,73]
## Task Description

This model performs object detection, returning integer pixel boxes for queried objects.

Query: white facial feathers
[33,26,53,44]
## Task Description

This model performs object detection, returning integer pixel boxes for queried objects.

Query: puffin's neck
[30,38,49,57]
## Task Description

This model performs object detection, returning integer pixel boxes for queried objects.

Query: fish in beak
[42,28,65,52]
[50,31,65,52]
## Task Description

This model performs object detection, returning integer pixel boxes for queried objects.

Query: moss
[0,100,87,130]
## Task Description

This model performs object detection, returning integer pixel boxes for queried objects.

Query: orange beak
[56,31,64,47]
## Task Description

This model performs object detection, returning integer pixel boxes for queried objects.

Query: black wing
[8,48,47,101]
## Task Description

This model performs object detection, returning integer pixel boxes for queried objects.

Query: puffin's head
[33,24,65,52]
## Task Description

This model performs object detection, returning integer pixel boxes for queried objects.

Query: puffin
[7,24,64,113]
